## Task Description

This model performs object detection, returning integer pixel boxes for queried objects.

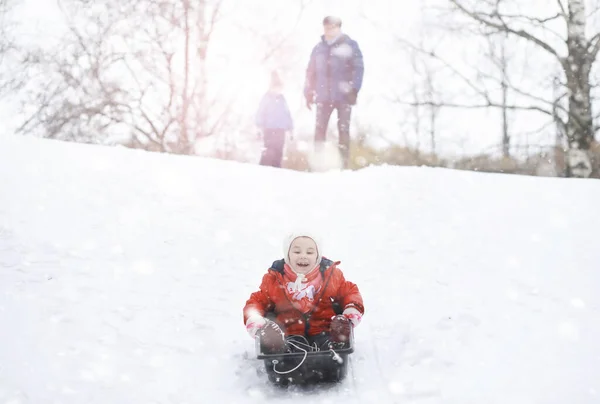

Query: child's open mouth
[296,262,309,267]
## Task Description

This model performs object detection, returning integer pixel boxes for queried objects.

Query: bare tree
[0,0,12,57]
[407,38,441,156]
[466,33,522,158]
[0,0,9,65]
[0,0,22,98]
[372,1,442,156]
[424,58,440,155]
[409,49,423,154]
[17,0,231,153]
[16,0,313,158]
[381,18,526,160]
[443,0,600,177]
[483,31,512,158]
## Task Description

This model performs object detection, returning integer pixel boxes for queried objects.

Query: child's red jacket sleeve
[336,270,364,314]
[243,272,275,324]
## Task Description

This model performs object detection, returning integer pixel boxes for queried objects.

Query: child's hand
[330,315,352,344]
[246,315,267,338]
[342,307,362,327]
[257,321,286,353]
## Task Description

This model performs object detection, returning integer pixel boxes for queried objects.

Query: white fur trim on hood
[283,231,323,267]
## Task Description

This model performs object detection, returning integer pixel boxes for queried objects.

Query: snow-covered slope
[1,135,599,404]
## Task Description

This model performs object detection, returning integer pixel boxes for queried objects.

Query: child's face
[288,237,318,274]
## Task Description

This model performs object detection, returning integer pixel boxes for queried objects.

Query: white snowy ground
[1,135,599,404]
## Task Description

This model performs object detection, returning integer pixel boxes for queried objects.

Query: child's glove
[330,315,352,344]
[245,315,267,338]
[342,306,362,327]
[257,320,286,354]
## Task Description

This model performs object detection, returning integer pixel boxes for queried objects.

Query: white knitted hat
[283,231,323,267]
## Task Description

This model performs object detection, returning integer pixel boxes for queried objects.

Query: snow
[1,134,600,403]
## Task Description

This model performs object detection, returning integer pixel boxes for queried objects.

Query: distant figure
[255,71,293,168]
[303,16,364,169]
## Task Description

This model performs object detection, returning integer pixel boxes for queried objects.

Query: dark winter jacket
[255,92,293,131]
[303,34,364,104]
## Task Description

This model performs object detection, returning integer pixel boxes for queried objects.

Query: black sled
[255,327,354,386]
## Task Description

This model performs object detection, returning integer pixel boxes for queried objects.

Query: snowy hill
[1,135,599,404]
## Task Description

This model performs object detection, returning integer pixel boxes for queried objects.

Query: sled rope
[272,341,308,375]
[289,338,318,352]
[330,348,343,364]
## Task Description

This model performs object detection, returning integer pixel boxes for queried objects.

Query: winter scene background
[1,0,599,177]
[1,0,600,403]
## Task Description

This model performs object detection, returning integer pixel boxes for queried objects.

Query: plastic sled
[255,327,354,386]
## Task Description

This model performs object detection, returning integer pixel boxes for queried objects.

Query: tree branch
[395,98,553,116]
[497,12,563,25]
[472,60,570,115]
[258,0,313,64]
[206,0,223,42]
[448,0,563,65]
[556,0,567,17]
[394,35,492,104]
[593,111,600,135]
[590,32,600,59]
[392,28,565,123]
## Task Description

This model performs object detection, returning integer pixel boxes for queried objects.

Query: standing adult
[303,16,364,168]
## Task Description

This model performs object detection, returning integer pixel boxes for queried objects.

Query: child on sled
[243,232,364,354]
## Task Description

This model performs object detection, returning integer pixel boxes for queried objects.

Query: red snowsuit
[243,258,364,337]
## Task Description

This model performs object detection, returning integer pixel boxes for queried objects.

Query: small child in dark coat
[255,71,294,168]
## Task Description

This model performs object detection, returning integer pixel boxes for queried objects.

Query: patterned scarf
[282,263,323,313]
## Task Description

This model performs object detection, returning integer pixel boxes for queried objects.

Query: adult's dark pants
[314,102,352,168]
[260,129,285,168]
